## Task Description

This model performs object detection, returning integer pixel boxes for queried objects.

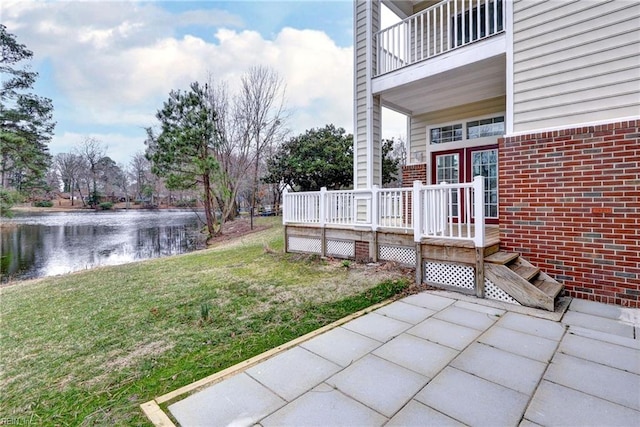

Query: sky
[2,0,406,166]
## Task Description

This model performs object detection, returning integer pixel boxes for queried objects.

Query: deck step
[533,272,564,300]
[484,251,519,265]
[485,263,555,311]
[511,264,540,282]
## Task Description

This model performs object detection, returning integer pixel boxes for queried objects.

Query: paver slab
[407,317,481,350]
[567,325,640,349]
[451,342,547,395]
[326,354,428,418]
[300,326,380,367]
[342,312,411,343]
[386,400,465,427]
[401,293,455,311]
[415,366,529,426]
[525,380,640,426]
[260,383,387,427]
[479,325,558,363]
[559,333,640,374]
[168,373,285,427]
[373,333,458,378]
[562,311,634,338]
[374,300,436,325]
[519,419,544,427]
[497,311,565,341]
[569,299,640,325]
[454,300,506,316]
[545,352,640,410]
[246,346,340,402]
[433,305,499,331]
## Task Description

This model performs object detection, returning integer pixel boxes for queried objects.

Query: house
[283,0,640,309]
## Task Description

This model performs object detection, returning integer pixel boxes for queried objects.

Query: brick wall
[354,241,370,263]
[402,164,427,187]
[499,119,640,307]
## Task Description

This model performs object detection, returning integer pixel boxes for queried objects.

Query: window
[430,124,462,145]
[429,116,504,147]
[467,116,504,139]
[471,149,498,218]
[453,0,504,47]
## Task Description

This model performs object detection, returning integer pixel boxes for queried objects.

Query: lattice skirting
[378,245,416,265]
[424,262,474,290]
[326,240,355,258]
[287,236,322,254]
[485,278,520,305]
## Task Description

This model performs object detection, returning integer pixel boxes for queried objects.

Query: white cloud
[6,0,406,166]
[51,131,147,166]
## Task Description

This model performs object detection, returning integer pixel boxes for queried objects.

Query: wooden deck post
[415,242,423,284]
[475,247,485,298]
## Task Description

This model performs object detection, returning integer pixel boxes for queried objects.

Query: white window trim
[426,112,505,157]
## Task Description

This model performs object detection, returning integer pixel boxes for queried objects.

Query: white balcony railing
[283,176,485,248]
[376,0,505,75]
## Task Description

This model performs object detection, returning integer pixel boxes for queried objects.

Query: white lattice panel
[424,262,474,289]
[326,240,355,258]
[485,278,521,305]
[379,245,416,265]
[288,236,321,254]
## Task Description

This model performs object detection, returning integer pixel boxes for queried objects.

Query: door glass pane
[436,153,459,216]
[472,149,498,218]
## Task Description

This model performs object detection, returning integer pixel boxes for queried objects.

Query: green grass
[0,219,409,425]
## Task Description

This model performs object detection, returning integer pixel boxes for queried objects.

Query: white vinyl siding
[354,1,369,188]
[354,0,382,189]
[409,96,505,164]
[512,0,640,133]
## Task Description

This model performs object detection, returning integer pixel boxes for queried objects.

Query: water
[1,210,206,282]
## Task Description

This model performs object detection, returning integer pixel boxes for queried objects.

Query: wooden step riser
[485,264,555,311]
[484,250,519,265]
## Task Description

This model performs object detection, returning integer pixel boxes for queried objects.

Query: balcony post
[473,175,485,298]
[473,176,485,248]
[319,187,327,228]
[371,185,379,231]
[282,187,289,225]
[412,180,422,243]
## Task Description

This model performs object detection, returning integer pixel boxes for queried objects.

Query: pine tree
[0,24,55,194]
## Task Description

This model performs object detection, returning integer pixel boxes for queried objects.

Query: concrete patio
[146,291,640,426]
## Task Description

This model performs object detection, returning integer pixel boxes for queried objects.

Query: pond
[1,210,206,283]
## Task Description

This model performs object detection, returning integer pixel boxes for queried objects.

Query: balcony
[377,0,505,76]
[283,176,487,248]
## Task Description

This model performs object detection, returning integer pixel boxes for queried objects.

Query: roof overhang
[372,33,506,116]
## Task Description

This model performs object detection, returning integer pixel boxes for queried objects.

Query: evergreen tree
[264,125,353,191]
[145,82,221,238]
[0,25,55,194]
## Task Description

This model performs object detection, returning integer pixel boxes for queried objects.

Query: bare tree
[129,152,150,201]
[54,153,84,206]
[75,137,106,208]
[205,79,250,222]
[236,66,288,228]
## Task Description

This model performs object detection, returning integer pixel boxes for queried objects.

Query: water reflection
[1,210,205,282]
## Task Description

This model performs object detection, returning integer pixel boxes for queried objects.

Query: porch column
[354,0,382,192]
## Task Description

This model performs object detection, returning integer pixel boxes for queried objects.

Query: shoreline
[8,204,200,214]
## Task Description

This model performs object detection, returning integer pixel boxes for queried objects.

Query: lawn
[0,218,410,425]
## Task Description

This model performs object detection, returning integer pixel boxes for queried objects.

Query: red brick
[500,120,640,308]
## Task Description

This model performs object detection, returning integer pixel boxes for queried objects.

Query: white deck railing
[376,0,505,75]
[283,176,485,247]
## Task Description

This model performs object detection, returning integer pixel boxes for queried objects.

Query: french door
[431,145,498,223]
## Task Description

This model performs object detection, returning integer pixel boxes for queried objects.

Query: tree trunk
[70,179,75,206]
[202,172,217,239]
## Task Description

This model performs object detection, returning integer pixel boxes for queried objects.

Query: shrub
[175,199,197,208]
[33,200,53,208]
[99,202,114,210]
[0,189,21,217]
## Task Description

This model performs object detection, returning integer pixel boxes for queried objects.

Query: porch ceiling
[373,39,506,116]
